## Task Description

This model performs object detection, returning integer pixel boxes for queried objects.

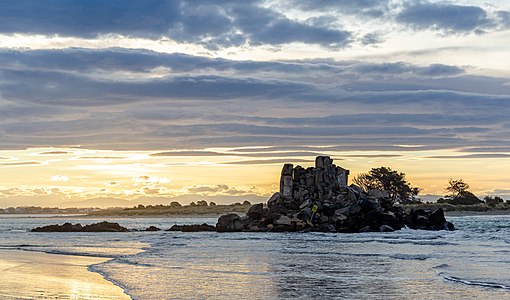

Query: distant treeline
[0,206,99,214]
[88,201,253,216]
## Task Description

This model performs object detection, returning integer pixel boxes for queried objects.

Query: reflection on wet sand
[0,249,130,300]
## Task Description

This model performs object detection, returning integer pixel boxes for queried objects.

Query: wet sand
[0,249,130,300]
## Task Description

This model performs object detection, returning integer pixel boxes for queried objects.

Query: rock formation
[216,156,455,233]
[31,221,129,232]
[166,223,216,232]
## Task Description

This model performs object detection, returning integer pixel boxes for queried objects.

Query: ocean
[0,214,509,299]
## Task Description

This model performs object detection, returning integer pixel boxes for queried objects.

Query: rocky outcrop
[216,213,244,232]
[166,223,216,232]
[406,208,455,231]
[31,221,129,232]
[145,226,161,231]
[214,156,455,233]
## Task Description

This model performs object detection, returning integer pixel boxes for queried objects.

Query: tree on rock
[353,173,377,192]
[440,179,482,205]
[354,167,419,204]
[446,179,469,199]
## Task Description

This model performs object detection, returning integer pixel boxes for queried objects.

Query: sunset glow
[1,0,509,207]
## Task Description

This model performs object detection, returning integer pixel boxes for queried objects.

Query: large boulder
[216,213,244,232]
[81,221,130,232]
[406,208,455,231]
[31,222,82,232]
[247,203,265,219]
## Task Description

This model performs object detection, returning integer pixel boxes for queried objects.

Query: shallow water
[0,215,509,299]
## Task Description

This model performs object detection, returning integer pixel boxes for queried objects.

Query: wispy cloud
[224,158,314,165]
[0,161,42,167]
[427,154,510,159]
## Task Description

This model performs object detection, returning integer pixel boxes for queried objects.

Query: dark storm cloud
[0,0,351,49]
[0,48,467,79]
[286,0,391,17]
[237,113,505,127]
[286,0,510,35]
[0,1,508,48]
[396,1,495,33]
[360,33,385,45]
[0,49,509,153]
[0,68,313,106]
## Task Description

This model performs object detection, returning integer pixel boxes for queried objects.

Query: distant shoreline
[444,210,510,216]
[1,203,509,218]
[402,203,510,217]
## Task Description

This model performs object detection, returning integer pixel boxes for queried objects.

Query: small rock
[274,215,292,226]
[145,226,161,231]
[359,226,373,233]
[379,225,394,232]
[299,199,312,209]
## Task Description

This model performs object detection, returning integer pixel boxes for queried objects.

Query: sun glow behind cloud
[0,145,509,206]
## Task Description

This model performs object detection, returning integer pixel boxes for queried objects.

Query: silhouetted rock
[31,221,129,232]
[406,208,455,231]
[216,213,244,232]
[167,223,215,232]
[81,221,129,232]
[247,203,264,219]
[214,156,455,233]
[145,226,161,231]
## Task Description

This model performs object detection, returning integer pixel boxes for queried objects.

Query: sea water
[0,215,509,299]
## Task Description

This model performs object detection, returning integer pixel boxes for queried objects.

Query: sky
[0,0,510,207]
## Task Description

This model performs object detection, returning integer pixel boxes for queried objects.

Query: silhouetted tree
[196,200,208,207]
[354,167,419,204]
[353,173,377,193]
[446,179,469,200]
[441,179,481,205]
[169,201,182,208]
[484,196,504,207]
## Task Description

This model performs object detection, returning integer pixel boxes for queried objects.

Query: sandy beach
[0,249,130,300]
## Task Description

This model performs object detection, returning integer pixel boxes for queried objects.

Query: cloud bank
[0,48,508,154]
